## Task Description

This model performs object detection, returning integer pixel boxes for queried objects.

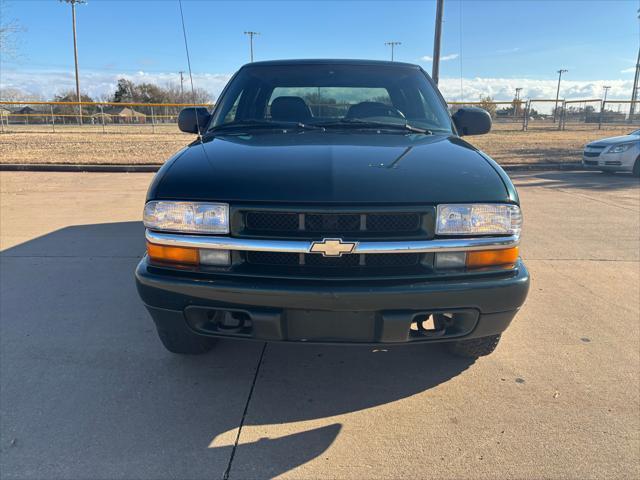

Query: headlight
[143,201,229,234]
[606,143,634,154]
[436,204,522,236]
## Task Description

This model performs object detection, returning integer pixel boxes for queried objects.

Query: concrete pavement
[1,171,638,479]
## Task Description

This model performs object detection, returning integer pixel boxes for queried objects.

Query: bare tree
[478,96,497,118]
[0,1,24,60]
[0,87,42,102]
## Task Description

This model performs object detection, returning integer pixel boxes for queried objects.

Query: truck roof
[244,59,421,69]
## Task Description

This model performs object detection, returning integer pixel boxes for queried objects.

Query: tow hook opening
[186,307,254,337]
[408,311,476,340]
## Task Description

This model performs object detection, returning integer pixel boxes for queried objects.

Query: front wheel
[447,334,501,358]
[633,157,640,177]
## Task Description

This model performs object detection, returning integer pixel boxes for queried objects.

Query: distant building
[93,106,146,124]
[10,106,46,124]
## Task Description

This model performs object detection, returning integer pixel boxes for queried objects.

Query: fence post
[100,104,106,134]
[50,105,55,133]
[151,106,156,134]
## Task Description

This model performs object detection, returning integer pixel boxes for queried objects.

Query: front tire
[447,334,501,358]
[633,157,640,177]
[155,323,216,354]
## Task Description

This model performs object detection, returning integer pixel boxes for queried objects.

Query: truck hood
[152,132,511,204]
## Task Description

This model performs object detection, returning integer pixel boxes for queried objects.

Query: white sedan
[582,129,640,176]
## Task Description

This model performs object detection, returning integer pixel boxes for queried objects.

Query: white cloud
[0,68,232,101]
[621,66,636,74]
[421,53,459,62]
[438,77,634,103]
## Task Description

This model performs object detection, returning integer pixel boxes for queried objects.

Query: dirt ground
[0,124,635,165]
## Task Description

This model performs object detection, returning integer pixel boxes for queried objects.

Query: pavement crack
[222,342,267,480]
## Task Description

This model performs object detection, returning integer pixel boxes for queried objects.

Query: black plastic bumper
[135,258,530,344]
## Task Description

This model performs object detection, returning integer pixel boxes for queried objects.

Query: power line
[384,41,401,61]
[244,31,260,62]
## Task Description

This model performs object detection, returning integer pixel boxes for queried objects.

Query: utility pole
[244,31,259,62]
[60,0,86,125]
[432,0,445,84]
[384,41,401,61]
[553,69,568,123]
[514,87,522,116]
[179,71,185,101]
[629,45,639,121]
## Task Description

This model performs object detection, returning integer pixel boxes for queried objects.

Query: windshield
[209,63,452,133]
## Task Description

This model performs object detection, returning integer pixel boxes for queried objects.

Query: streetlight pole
[553,69,568,123]
[244,31,259,62]
[384,41,401,61]
[432,0,445,85]
[60,0,85,125]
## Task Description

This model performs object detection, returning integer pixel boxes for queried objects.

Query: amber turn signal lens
[146,242,199,265]
[466,247,519,269]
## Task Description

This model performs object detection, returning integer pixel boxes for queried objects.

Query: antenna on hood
[178,0,202,141]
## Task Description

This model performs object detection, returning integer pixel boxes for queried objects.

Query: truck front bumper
[135,257,530,344]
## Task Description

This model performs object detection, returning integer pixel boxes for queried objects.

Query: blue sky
[1,0,639,102]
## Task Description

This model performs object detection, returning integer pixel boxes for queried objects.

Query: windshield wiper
[318,119,432,134]
[209,119,325,133]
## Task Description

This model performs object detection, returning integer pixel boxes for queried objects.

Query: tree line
[1,78,213,106]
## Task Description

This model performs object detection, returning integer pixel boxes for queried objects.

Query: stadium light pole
[179,71,185,101]
[630,45,639,121]
[385,41,401,61]
[602,85,611,105]
[514,87,522,116]
[60,0,86,125]
[431,0,445,84]
[553,69,568,123]
[244,31,259,62]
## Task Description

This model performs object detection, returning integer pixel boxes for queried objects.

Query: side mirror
[178,107,211,134]
[452,107,492,136]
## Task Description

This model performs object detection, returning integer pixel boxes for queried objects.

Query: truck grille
[243,211,422,236]
[232,207,435,277]
[245,251,421,268]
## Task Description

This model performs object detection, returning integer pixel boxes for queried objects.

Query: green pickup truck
[135,59,529,358]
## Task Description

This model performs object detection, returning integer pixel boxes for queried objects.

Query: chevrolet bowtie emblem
[309,238,358,257]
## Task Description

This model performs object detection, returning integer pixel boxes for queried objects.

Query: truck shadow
[0,221,474,479]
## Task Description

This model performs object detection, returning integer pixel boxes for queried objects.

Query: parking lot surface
[1,170,638,479]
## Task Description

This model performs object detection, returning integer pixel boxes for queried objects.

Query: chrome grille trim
[146,230,519,254]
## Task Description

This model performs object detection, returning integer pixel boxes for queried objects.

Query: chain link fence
[1,98,637,135]
[0,101,212,134]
